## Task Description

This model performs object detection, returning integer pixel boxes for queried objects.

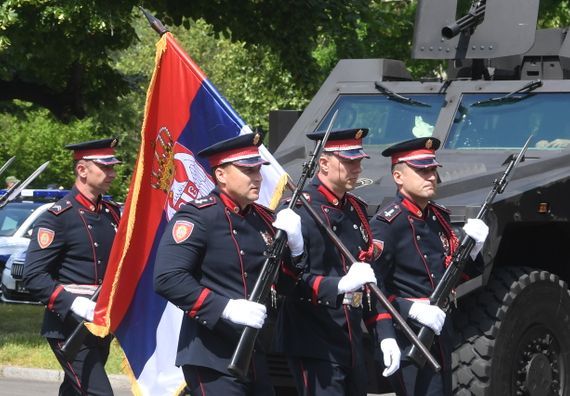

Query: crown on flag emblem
[151,127,176,192]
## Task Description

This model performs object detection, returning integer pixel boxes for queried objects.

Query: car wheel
[452,267,570,395]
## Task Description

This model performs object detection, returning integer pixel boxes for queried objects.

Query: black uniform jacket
[23,186,121,339]
[370,193,461,365]
[154,188,299,375]
[274,177,395,368]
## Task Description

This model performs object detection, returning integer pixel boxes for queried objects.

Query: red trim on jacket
[311,276,324,304]
[365,313,393,326]
[48,285,65,310]
[189,288,211,318]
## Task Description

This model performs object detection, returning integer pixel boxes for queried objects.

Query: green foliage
[0,107,131,199]
[0,0,569,202]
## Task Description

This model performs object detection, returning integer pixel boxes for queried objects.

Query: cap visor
[233,156,270,167]
[335,149,370,160]
[92,157,121,165]
[405,158,441,168]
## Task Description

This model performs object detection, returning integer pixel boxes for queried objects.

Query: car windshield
[0,205,38,236]
[445,93,570,150]
[316,94,444,150]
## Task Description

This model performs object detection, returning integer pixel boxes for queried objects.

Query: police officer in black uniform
[23,138,122,396]
[370,137,488,396]
[153,132,304,395]
[274,128,401,396]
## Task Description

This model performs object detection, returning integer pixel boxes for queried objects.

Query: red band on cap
[208,146,260,167]
[391,148,435,165]
[324,138,363,151]
[73,147,116,160]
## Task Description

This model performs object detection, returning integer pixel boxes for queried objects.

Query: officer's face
[215,164,263,208]
[78,160,117,195]
[319,154,363,196]
[393,163,438,207]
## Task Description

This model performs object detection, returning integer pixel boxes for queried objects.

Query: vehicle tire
[452,266,570,395]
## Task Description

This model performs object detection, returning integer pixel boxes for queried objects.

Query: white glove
[273,208,304,257]
[380,338,401,377]
[463,218,489,260]
[221,299,267,329]
[337,262,377,294]
[70,296,96,322]
[408,301,446,335]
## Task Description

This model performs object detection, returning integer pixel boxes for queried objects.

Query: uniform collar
[217,189,250,215]
[314,176,344,207]
[73,186,102,212]
[398,192,425,218]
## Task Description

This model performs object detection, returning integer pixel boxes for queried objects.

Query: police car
[0,189,68,303]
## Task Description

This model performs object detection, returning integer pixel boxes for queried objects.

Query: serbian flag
[87,32,288,395]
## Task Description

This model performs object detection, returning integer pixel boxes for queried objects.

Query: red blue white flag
[88,32,287,395]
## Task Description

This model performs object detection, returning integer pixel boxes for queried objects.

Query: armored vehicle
[270,0,570,394]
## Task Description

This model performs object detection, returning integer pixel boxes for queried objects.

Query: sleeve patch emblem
[372,239,384,260]
[38,228,55,249]
[173,220,194,243]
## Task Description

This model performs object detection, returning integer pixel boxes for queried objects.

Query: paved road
[0,376,132,396]
[0,366,131,396]
[0,366,395,396]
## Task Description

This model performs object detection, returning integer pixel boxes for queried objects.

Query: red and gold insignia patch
[37,228,55,249]
[172,220,194,243]
[372,239,384,260]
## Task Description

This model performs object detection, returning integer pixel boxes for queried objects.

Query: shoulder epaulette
[252,202,274,216]
[347,193,368,208]
[48,200,73,216]
[188,195,216,209]
[429,201,450,214]
[285,191,311,207]
[375,202,402,223]
[103,199,120,209]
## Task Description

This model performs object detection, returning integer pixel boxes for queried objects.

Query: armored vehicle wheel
[452,267,570,395]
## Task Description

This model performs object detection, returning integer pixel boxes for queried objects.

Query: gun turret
[441,1,486,39]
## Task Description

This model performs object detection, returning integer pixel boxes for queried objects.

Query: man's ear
[76,160,88,178]
[392,168,404,188]
[319,155,329,173]
[214,166,226,186]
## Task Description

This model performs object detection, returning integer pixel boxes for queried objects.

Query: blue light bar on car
[20,189,69,199]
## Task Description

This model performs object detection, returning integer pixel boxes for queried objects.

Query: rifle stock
[227,112,338,379]
[407,135,532,367]
[61,286,102,362]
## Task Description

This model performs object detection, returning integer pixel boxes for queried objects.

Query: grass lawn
[0,303,124,374]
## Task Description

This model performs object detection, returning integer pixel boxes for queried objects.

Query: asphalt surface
[0,366,396,395]
[0,366,131,396]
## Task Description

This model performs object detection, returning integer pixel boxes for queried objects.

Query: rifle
[442,0,486,39]
[288,180,441,372]
[407,135,532,368]
[227,111,338,379]
[0,156,16,178]
[0,161,50,208]
[61,285,102,362]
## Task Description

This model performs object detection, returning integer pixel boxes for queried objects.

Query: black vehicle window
[446,93,570,150]
[316,94,444,149]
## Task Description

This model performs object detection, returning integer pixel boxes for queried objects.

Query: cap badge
[425,139,433,149]
[110,138,118,148]
[355,129,363,140]
[253,133,261,145]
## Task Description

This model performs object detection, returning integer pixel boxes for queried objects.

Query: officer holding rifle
[370,137,488,395]
[23,138,122,396]
[274,128,401,396]
[153,132,304,395]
